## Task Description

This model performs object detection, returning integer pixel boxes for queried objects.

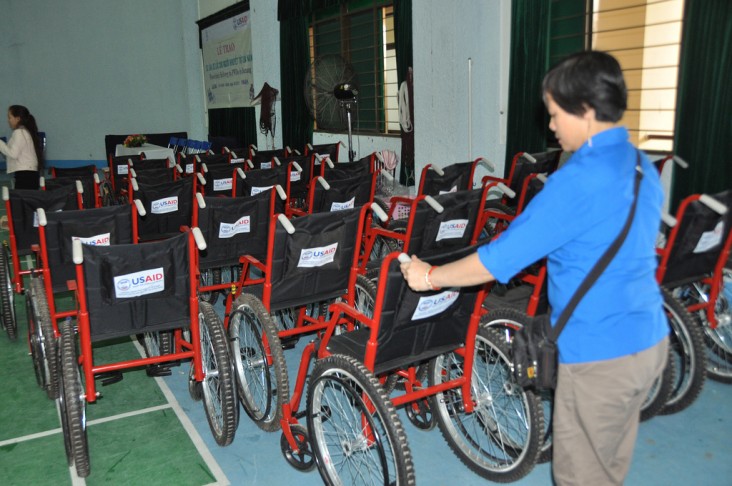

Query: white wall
[0,0,204,165]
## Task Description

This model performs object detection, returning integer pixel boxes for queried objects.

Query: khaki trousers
[552,337,668,486]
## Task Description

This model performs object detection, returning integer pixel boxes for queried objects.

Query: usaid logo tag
[694,221,724,253]
[298,242,338,268]
[260,161,272,169]
[151,196,179,214]
[213,178,233,191]
[33,212,39,228]
[438,185,458,195]
[185,163,194,174]
[250,185,273,196]
[330,197,355,212]
[436,219,468,241]
[117,165,129,175]
[412,290,460,320]
[231,158,246,164]
[114,267,165,299]
[72,232,111,246]
[219,215,251,238]
[290,170,301,182]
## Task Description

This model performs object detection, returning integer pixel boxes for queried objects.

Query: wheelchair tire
[482,201,515,240]
[28,278,60,399]
[199,268,221,305]
[481,308,552,466]
[368,220,406,263]
[307,355,416,486]
[429,324,543,482]
[0,243,17,341]
[640,345,675,422]
[228,293,289,432]
[198,301,238,446]
[141,330,173,357]
[188,361,203,401]
[660,288,706,415]
[60,319,90,477]
[280,424,315,472]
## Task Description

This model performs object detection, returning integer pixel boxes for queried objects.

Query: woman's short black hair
[542,51,627,123]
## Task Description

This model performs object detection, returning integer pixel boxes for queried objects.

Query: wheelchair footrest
[97,371,124,386]
[145,364,173,377]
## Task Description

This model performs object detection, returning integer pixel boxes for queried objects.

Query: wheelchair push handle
[661,212,677,228]
[72,238,84,264]
[37,208,47,227]
[1,186,7,201]
[275,185,287,200]
[476,157,496,172]
[39,176,46,188]
[370,202,389,223]
[195,192,206,209]
[197,173,206,186]
[397,253,411,264]
[699,194,728,215]
[428,164,445,176]
[236,167,246,179]
[191,227,207,251]
[76,180,84,194]
[273,156,281,166]
[317,177,331,190]
[278,214,296,234]
[521,152,537,163]
[133,199,147,216]
[423,195,445,214]
[497,182,516,199]
[93,173,101,184]
[672,155,689,169]
[131,178,139,192]
[380,169,394,181]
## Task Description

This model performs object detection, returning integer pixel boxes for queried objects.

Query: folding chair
[59,229,237,477]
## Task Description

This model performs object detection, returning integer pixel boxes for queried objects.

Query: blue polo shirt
[478,127,669,364]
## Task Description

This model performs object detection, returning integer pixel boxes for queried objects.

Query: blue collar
[575,126,629,156]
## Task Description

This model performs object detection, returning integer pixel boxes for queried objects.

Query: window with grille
[549,0,685,152]
[308,0,399,135]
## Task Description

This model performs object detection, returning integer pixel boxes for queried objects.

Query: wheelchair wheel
[429,324,543,482]
[198,301,238,446]
[199,268,221,305]
[60,319,90,477]
[28,278,60,399]
[280,424,315,471]
[228,293,289,432]
[188,360,203,401]
[307,355,416,486]
[674,278,732,383]
[640,346,675,422]
[99,180,115,207]
[368,220,406,263]
[660,288,706,415]
[482,201,515,240]
[0,243,17,341]
[141,330,173,357]
[481,308,551,467]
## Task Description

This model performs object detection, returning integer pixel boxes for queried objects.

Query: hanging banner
[201,11,253,109]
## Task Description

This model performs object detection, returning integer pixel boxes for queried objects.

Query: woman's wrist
[424,265,440,291]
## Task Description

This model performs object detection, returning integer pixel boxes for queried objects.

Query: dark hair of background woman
[8,104,45,170]
[542,50,628,123]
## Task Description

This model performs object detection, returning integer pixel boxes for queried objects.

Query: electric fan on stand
[304,54,359,162]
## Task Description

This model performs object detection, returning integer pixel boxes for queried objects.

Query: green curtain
[394,0,413,185]
[208,108,257,149]
[279,15,313,152]
[671,0,732,211]
[503,0,551,173]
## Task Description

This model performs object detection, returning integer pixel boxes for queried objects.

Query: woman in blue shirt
[401,51,668,485]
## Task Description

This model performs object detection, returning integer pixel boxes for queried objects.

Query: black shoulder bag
[512,151,643,390]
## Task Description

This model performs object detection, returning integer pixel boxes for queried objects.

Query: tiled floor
[2,178,732,485]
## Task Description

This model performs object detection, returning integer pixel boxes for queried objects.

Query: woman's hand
[400,255,433,292]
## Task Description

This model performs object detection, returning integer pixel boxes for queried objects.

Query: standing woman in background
[0,105,44,189]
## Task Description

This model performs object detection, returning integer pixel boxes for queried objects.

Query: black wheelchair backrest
[136,177,194,241]
[310,175,374,214]
[80,231,192,342]
[8,186,77,253]
[420,161,475,196]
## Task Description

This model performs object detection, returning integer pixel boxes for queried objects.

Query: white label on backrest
[411,290,460,320]
[213,178,233,191]
[260,161,272,169]
[298,242,338,268]
[117,164,129,175]
[72,233,111,246]
[290,170,301,182]
[185,163,194,174]
[436,219,468,241]
[231,158,246,164]
[250,185,273,196]
[219,215,251,238]
[438,185,457,195]
[151,196,179,214]
[694,221,724,253]
[33,212,39,227]
[331,197,355,212]
[114,267,164,298]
